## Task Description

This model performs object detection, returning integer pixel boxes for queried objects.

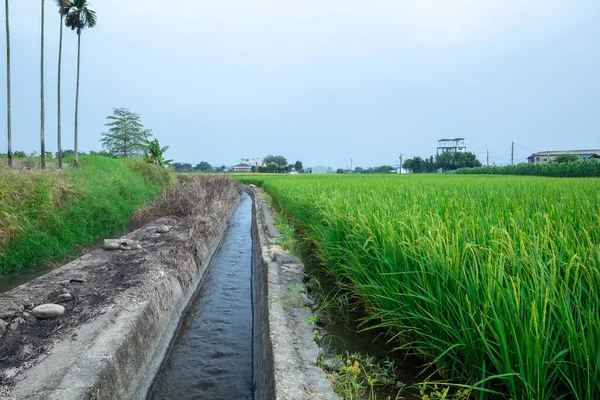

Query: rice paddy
[237,173,600,399]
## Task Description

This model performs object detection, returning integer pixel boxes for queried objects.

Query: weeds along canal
[148,192,253,400]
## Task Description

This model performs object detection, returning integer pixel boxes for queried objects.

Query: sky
[1,0,599,168]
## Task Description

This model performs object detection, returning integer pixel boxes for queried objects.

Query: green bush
[457,160,600,177]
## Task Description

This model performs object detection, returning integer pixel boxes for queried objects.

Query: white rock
[0,319,7,335]
[31,304,65,319]
[155,225,170,233]
[57,293,72,302]
[103,239,141,250]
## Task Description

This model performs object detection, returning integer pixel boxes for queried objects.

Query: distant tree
[194,161,212,171]
[264,155,287,168]
[266,162,279,172]
[367,165,394,173]
[553,154,579,164]
[172,162,193,172]
[59,149,74,158]
[65,0,97,166]
[454,152,482,169]
[5,0,11,167]
[284,164,294,173]
[353,166,364,173]
[88,149,112,157]
[13,150,26,158]
[294,160,303,171]
[425,156,436,172]
[403,157,426,173]
[435,152,454,171]
[436,151,481,171]
[336,168,345,174]
[100,108,151,157]
[143,138,172,167]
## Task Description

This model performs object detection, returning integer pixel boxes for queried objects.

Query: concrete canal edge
[250,188,339,400]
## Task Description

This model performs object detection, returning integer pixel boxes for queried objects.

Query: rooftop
[529,149,600,156]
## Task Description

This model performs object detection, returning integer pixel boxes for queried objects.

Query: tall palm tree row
[40,0,45,169]
[56,0,70,168]
[65,0,96,168]
[4,0,10,167]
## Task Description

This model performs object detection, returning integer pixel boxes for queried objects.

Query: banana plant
[143,138,172,167]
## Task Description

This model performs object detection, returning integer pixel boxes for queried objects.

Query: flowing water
[149,192,253,400]
[0,232,125,293]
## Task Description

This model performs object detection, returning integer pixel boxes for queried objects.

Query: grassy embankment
[0,155,172,273]
[236,173,600,400]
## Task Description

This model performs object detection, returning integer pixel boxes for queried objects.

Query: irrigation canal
[148,192,254,399]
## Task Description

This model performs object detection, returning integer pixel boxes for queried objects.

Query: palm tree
[4,0,11,167]
[40,0,45,169]
[56,0,70,168]
[65,0,96,167]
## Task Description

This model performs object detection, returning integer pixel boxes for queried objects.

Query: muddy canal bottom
[149,193,253,400]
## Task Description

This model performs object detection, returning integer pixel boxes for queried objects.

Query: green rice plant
[235,173,600,399]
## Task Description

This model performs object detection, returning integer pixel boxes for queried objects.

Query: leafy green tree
[5,0,11,167]
[403,157,427,173]
[553,154,579,164]
[436,151,481,171]
[172,162,194,173]
[100,108,151,158]
[40,0,46,169]
[65,0,96,167]
[143,138,171,167]
[266,162,279,172]
[264,155,287,168]
[435,152,454,171]
[194,161,212,171]
[294,160,303,171]
[55,0,70,168]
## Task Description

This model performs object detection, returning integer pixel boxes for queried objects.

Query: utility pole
[399,153,403,174]
[486,149,489,166]
[350,158,352,172]
[511,141,514,165]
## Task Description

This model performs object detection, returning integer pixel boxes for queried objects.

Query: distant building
[231,163,252,172]
[240,157,264,167]
[437,138,466,155]
[527,150,600,164]
[306,166,332,174]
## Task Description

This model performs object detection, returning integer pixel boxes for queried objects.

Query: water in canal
[149,192,253,400]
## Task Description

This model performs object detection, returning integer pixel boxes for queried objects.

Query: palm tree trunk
[73,31,80,167]
[40,0,45,169]
[57,7,63,168]
[5,0,11,167]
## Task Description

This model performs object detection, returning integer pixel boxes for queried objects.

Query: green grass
[0,155,172,273]
[235,173,600,399]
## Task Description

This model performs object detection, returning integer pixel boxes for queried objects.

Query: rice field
[237,173,600,399]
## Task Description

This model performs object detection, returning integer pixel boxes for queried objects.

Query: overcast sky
[1,0,599,168]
